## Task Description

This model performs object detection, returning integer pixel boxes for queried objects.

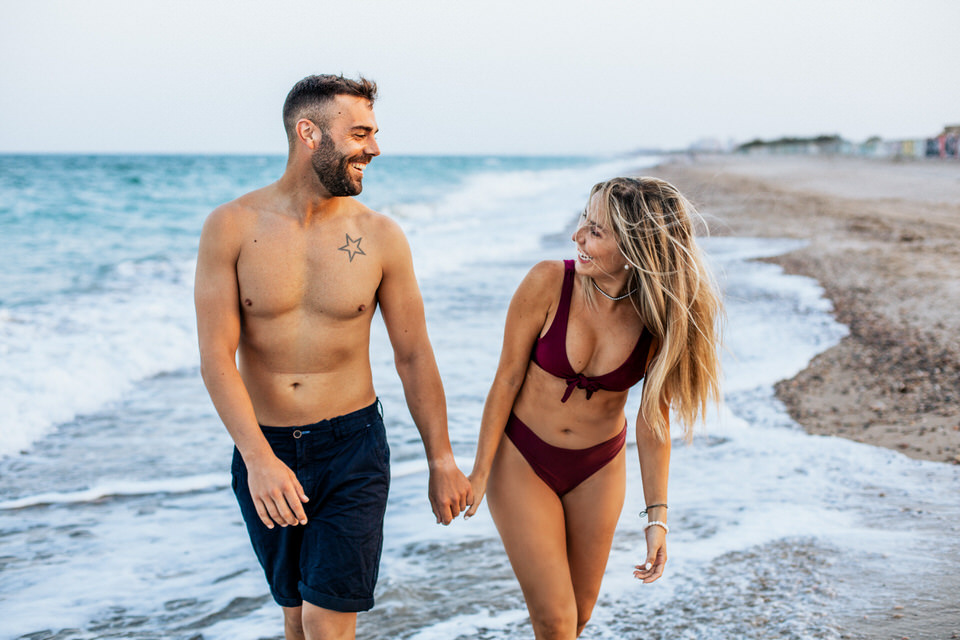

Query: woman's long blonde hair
[581,176,723,442]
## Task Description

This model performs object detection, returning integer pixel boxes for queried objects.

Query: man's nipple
[244,298,253,307]
[357,304,366,313]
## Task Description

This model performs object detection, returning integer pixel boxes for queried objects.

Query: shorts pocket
[231,447,245,493]
[372,421,390,466]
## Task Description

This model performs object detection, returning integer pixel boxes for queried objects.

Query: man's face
[310,95,380,196]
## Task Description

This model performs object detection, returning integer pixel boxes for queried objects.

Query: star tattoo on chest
[338,234,366,262]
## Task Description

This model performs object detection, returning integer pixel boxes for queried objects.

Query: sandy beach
[654,154,960,464]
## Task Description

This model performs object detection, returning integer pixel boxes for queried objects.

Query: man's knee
[282,606,305,640]
[301,603,357,640]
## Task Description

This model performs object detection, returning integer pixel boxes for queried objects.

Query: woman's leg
[561,448,626,636]
[487,437,579,640]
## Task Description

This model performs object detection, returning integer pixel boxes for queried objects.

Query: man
[194,75,472,640]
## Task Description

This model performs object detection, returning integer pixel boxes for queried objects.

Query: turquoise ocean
[0,154,957,639]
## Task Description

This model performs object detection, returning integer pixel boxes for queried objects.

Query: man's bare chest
[236,226,380,321]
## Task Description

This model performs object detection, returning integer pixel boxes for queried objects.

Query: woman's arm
[464,261,559,518]
[633,403,671,582]
[634,340,671,582]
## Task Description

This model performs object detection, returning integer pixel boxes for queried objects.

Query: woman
[465,177,722,639]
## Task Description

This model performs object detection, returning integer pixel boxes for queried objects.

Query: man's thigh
[298,410,390,612]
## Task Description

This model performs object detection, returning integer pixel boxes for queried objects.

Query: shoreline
[652,155,960,464]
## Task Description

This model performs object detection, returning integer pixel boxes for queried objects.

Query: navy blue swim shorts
[231,399,390,612]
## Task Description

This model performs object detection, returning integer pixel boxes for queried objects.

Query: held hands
[634,525,667,583]
[428,457,474,525]
[246,453,309,529]
[463,471,487,520]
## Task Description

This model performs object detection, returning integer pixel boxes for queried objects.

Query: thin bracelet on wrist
[639,503,668,518]
[643,520,669,533]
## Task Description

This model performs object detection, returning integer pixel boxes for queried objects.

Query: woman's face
[572,196,629,280]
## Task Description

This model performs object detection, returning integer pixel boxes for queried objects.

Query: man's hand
[246,453,309,529]
[428,458,473,525]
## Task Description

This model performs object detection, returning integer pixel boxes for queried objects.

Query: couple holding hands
[195,74,722,640]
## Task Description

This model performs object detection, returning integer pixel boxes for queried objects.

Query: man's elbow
[393,346,432,376]
[198,347,237,385]
[393,350,420,372]
[199,358,221,388]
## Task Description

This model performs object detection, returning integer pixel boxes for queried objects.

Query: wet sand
[654,154,960,464]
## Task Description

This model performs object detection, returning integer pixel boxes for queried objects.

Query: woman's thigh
[562,448,626,621]
[487,437,577,621]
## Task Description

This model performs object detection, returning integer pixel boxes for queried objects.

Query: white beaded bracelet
[643,520,669,533]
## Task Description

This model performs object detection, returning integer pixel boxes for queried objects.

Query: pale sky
[2,0,958,155]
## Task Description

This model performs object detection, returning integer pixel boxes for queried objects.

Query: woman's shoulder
[528,259,568,280]
[519,260,567,293]
[507,260,565,307]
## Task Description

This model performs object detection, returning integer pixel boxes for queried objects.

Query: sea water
[0,155,957,639]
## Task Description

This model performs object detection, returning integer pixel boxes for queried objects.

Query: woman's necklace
[592,279,637,301]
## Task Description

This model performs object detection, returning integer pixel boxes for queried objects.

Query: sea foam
[0,256,199,458]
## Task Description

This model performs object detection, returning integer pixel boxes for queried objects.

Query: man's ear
[296,119,322,150]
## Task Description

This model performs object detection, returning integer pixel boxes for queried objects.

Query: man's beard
[311,134,367,196]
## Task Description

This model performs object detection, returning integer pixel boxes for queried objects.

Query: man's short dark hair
[282,74,378,143]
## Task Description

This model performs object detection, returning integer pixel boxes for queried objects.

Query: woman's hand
[633,525,667,583]
[463,472,487,519]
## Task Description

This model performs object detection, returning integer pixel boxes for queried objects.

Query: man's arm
[194,205,308,529]
[376,218,472,525]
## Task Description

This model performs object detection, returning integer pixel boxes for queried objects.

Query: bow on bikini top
[531,260,653,402]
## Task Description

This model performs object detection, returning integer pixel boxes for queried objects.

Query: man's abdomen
[239,344,377,427]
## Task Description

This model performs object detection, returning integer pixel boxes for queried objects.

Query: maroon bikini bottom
[504,412,626,497]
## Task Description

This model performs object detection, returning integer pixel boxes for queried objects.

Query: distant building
[735,135,848,156]
[934,125,959,159]
[860,136,885,157]
[728,125,958,160]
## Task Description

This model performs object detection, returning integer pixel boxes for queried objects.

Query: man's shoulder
[348,202,407,245]
[198,191,275,262]
[204,188,262,226]
[202,187,278,242]
[347,200,394,228]
[337,204,414,274]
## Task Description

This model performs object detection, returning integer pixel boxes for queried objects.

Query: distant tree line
[735,135,844,152]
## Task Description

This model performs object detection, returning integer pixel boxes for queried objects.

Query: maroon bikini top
[532,260,653,402]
